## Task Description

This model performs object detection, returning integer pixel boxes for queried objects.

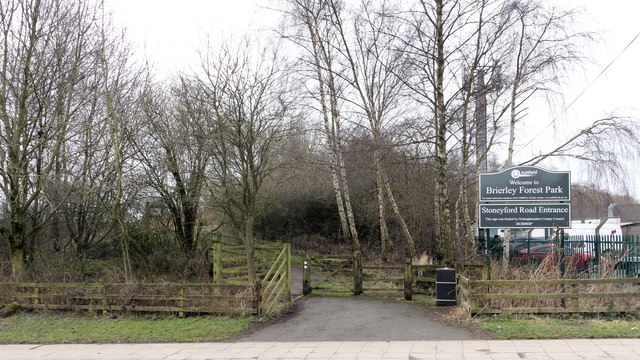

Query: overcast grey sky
[103,0,278,73]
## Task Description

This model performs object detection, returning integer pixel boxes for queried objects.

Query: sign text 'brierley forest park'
[479,166,571,202]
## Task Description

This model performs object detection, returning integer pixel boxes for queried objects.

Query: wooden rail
[212,241,284,284]
[304,254,354,295]
[457,275,640,315]
[303,252,482,299]
[0,282,256,317]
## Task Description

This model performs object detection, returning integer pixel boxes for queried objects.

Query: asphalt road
[235,296,480,342]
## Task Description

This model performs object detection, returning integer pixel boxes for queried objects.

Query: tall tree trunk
[245,215,256,283]
[335,139,360,251]
[10,245,26,282]
[8,220,27,282]
[381,170,416,259]
[435,0,453,262]
[374,151,390,257]
[8,184,28,281]
[329,150,351,242]
[304,9,355,247]
[433,145,442,260]
[109,96,133,282]
[504,60,520,268]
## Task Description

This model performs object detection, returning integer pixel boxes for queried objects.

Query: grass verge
[0,312,254,344]
[476,314,640,339]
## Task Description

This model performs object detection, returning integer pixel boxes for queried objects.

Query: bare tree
[501,0,591,167]
[398,0,488,261]
[388,0,516,261]
[100,30,146,282]
[199,38,293,282]
[499,4,639,193]
[0,0,110,280]
[523,116,640,178]
[282,0,361,251]
[325,0,417,259]
[136,77,209,258]
[57,88,114,278]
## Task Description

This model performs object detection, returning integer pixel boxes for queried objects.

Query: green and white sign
[479,166,570,202]
[478,166,571,229]
[479,203,571,229]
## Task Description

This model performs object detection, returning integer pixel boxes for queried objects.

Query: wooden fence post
[34,286,39,306]
[469,280,477,314]
[303,260,311,295]
[178,287,186,318]
[404,261,413,301]
[286,243,292,301]
[212,243,222,284]
[353,251,363,295]
[255,280,263,318]
[101,284,108,314]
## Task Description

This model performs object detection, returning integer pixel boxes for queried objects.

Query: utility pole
[475,69,490,278]
[475,69,487,173]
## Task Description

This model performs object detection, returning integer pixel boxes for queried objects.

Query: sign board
[479,203,571,229]
[479,166,570,202]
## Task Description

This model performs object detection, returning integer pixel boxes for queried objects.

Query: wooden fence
[0,282,256,317]
[303,254,354,295]
[457,274,640,315]
[0,242,292,318]
[302,251,483,300]
[211,241,284,284]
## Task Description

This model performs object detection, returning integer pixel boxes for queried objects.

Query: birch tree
[399,0,482,261]
[502,0,591,167]
[282,0,361,251]
[449,1,512,259]
[499,2,639,194]
[97,21,145,282]
[326,0,417,259]
[395,0,514,261]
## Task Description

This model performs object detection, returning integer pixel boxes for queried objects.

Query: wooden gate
[259,243,291,317]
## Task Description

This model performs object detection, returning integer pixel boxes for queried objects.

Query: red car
[514,244,594,270]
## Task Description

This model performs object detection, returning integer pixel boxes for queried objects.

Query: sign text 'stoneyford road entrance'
[478,203,571,229]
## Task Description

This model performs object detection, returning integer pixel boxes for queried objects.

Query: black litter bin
[435,267,456,306]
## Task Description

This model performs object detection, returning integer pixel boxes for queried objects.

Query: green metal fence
[565,234,640,277]
[509,234,640,277]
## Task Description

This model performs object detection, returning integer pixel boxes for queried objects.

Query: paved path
[3,339,640,359]
[237,296,477,342]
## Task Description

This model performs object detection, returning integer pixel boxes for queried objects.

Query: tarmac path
[235,296,480,342]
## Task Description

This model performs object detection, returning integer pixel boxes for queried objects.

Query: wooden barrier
[0,282,257,316]
[0,241,293,318]
[305,254,354,295]
[260,243,291,317]
[303,253,482,298]
[211,241,284,284]
[457,275,640,315]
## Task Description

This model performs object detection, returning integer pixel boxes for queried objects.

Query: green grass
[477,314,640,339]
[290,254,305,268]
[0,313,254,344]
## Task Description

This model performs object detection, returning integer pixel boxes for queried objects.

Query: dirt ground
[236,267,482,342]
